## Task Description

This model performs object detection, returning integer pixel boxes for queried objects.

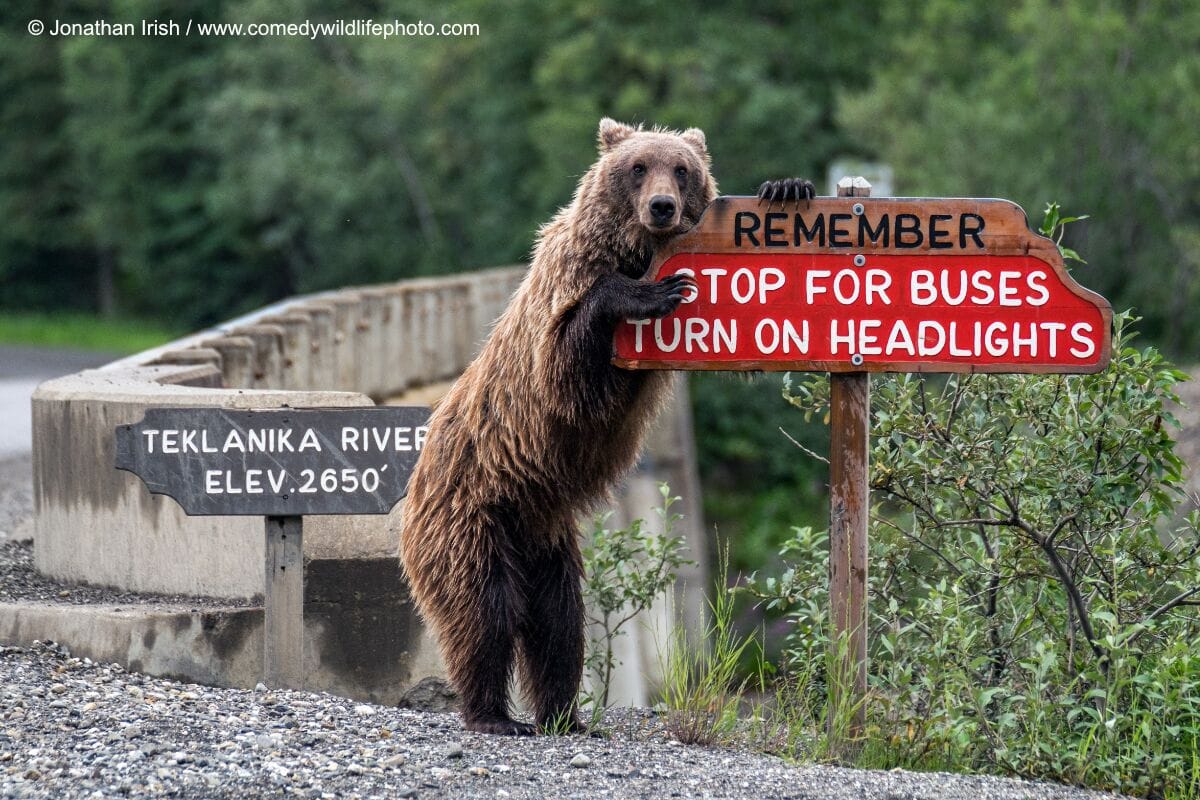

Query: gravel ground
[0,540,251,610]
[0,641,1125,800]
[0,453,246,611]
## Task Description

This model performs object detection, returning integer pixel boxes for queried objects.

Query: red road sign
[614,197,1112,373]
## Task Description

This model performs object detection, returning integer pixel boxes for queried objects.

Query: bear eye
[675,166,688,180]
[631,164,646,177]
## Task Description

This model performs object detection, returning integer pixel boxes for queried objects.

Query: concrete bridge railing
[24,266,707,706]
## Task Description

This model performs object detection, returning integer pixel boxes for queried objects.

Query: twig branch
[779,427,829,464]
[1142,586,1200,625]
[1002,493,1106,667]
[871,514,965,577]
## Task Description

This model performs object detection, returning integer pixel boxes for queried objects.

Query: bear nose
[649,195,677,225]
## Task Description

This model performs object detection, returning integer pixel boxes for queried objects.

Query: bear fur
[400,118,717,735]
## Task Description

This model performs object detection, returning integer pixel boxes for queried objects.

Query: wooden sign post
[613,179,1112,744]
[265,515,304,688]
[116,406,430,688]
[828,177,870,736]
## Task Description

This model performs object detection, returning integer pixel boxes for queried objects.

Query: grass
[0,311,181,354]
[659,547,761,747]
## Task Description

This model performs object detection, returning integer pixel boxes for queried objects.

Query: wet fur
[400,120,717,735]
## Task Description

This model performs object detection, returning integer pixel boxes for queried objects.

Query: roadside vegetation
[591,218,1199,799]
[747,310,1198,799]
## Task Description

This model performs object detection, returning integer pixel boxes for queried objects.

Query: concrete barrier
[22,264,708,706]
[33,266,528,596]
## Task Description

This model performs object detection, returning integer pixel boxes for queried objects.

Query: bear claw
[757,178,816,205]
[658,273,695,291]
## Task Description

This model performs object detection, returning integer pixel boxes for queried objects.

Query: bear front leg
[517,537,586,734]
[588,271,696,322]
[757,178,816,203]
[545,271,691,419]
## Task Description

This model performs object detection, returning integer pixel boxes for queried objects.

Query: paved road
[0,346,119,458]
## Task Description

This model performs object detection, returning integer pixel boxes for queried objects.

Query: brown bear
[400,118,715,735]
[400,116,813,735]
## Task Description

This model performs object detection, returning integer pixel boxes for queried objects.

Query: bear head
[594,118,717,257]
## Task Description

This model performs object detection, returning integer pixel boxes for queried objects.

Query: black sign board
[115,407,430,516]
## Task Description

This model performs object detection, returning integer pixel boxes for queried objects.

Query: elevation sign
[115,406,430,516]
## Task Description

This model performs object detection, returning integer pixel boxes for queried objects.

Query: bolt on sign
[614,196,1111,373]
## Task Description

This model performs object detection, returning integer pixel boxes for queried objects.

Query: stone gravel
[0,540,251,610]
[0,455,248,611]
[0,641,1126,800]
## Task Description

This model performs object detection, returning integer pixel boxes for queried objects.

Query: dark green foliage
[2,1,1194,355]
[0,0,884,327]
[691,373,829,575]
[840,0,1200,354]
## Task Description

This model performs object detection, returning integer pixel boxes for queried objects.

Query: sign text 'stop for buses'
[613,197,1112,373]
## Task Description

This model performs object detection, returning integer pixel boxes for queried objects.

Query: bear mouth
[643,218,688,237]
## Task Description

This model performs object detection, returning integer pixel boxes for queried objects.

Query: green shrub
[754,312,1199,797]
[748,205,1199,797]
[582,483,693,711]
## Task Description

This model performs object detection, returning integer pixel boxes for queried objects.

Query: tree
[839,0,1200,354]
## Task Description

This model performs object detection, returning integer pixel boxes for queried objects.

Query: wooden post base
[264,515,304,688]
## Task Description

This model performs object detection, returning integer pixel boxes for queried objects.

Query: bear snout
[648,194,679,228]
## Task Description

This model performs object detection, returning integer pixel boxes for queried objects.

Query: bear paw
[757,177,816,203]
[634,273,696,318]
[464,716,537,736]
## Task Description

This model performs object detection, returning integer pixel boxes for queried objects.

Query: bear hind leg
[447,538,534,736]
[517,538,586,734]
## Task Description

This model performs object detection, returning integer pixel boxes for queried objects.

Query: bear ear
[681,127,707,157]
[598,118,636,153]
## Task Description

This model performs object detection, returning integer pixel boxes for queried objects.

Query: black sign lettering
[960,213,986,248]
[929,214,953,249]
[828,213,853,247]
[764,212,788,246]
[726,203,990,253]
[858,213,889,247]
[895,213,924,248]
[794,213,825,246]
[733,211,760,246]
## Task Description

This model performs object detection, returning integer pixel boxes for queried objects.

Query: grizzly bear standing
[400,118,717,735]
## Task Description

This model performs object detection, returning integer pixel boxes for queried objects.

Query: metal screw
[851,354,865,366]
[852,202,865,215]
[853,254,866,267]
